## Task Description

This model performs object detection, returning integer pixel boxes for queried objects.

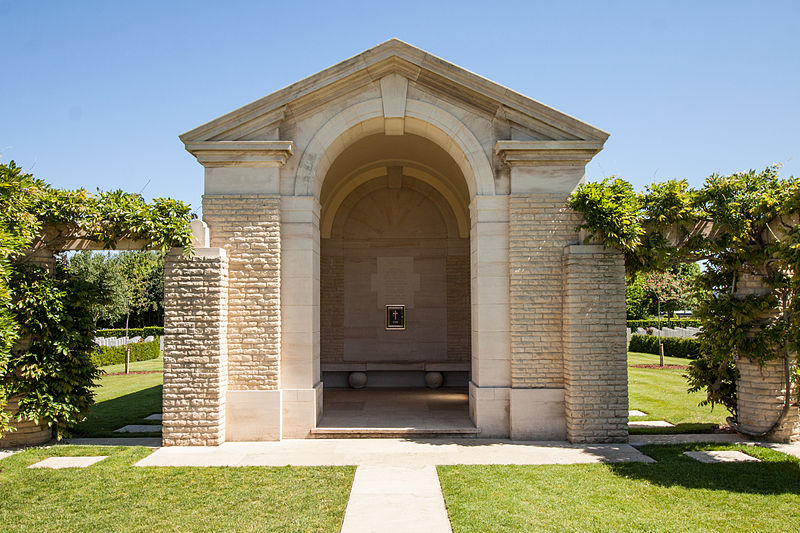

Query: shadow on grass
[608,443,800,495]
[73,384,162,438]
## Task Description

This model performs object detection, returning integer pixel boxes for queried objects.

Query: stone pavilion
[162,40,628,445]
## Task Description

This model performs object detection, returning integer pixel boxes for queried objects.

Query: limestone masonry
[163,39,625,444]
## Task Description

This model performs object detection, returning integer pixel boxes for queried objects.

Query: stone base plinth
[0,396,52,448]
[737,357,800,443]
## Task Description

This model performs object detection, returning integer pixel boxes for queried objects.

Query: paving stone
[629,420,675,428]
[0,449,22,461]
[759,442,800,460]
[28,456,108,469]
[629,410,647,417]
[144,414,163,421]
[683,450,760,463]
[114,424,162,433]
[340,465,451,533]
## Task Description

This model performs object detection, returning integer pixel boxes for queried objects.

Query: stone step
[310,427,481,439]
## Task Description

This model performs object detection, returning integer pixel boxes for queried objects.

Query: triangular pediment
[180,39,609,144]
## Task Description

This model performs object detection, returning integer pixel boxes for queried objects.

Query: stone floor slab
[28,456,108,469]
[135,438,655,467]
[340,465,451,533]
[144,414,162,421]
[629,420,675,428]
[114,424,162,433]
[683,450,760,463]
[629,410,647,417]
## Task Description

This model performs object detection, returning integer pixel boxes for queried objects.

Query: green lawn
[628,352,729,433]
[0,446,354,533]
[73,358,164,437]
[440,444,800,533]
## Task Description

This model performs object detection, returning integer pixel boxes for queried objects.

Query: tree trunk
[124,296,130,375]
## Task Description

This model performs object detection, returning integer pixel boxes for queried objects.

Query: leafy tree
[68,250,165,329]
[569,166,800,432]
[67,251,127,325]
[0,161,193,440]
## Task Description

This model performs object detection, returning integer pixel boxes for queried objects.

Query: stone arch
[320,161,470,239]
[328,174,461,239]
[293,98,494,199]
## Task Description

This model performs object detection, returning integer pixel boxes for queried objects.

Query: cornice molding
[495,140,605,167]
[184,141,294,168]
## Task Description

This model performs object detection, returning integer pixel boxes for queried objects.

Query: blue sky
[1,1,798,213]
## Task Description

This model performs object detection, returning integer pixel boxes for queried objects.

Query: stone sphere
[348,371,367,389]
[425,371,444,389]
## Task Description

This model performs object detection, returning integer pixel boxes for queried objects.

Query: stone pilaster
[562,245,628,443]
[162,248,229,446]
[469,195,511,437]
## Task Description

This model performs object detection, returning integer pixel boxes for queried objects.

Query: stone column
[162,248,229,446]
[469,195,511,437]
[0,251,56,448]
[562,245,628,443]
[279,196,322,438]
[734,273,799,442]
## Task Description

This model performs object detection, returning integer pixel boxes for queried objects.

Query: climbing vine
[0,161,194,439]
[568,166,800,418]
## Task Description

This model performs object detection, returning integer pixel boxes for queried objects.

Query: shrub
[627,318,701,329]
[95,327,164,338]
[628,334,701,359]
[91,338,161,367]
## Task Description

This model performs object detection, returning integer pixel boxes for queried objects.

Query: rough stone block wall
[563,245,628,443]
[162,250,228,446]
[737,357,799,442]
[446,252,471,362]
[203,195,281,390]
[320,249,344,363]
[509,194,581,387]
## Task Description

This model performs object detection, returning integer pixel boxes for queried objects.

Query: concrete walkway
[134,438,655,467]
[629,434,752,446]
[341,465,452,533]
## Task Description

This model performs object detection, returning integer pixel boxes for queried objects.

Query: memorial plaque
[385,305,405,330]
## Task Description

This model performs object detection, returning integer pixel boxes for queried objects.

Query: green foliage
[95,327,164,338]
[0,161,193,440]
[567,177,644,258]
[4,264,103,439]
[570,166,800,417]
[627,318,701,329]
[628,334,701,359]
[68,251,165,328]
[91,338,161,367]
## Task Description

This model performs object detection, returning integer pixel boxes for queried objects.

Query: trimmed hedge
[628,334,701,359]
[627,318,701,329]
[96,327,164,338]
[91,338,161,367]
